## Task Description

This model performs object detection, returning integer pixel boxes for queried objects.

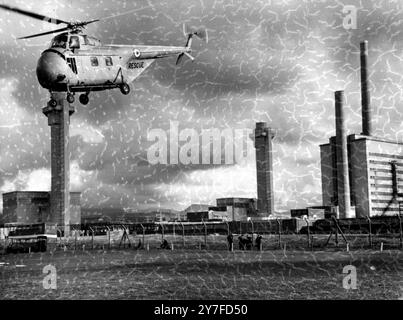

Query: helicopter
[0,4,208,106]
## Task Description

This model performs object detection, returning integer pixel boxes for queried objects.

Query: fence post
[367,216,372,249]
[140,224,145,249]
[74,229,77,251]
[180,222,185,248]
[276,219,281,249]
[57,228,62,249]
[305,217,311,249]
[90,227,94,250]
[107,226,111,249]
[161,224,164,241]
[203,221,207,249]
[397,205,402,249]
[250,220,254,245]
[334,218,339,247]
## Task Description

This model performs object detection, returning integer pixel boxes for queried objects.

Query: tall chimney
[335,91,353,218]
[254,122,275,216]
[42,92,74,236]
[360,41,372,136]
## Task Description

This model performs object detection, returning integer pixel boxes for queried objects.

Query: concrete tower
[254,122,275,215]
[42,92,74,235]
[334,91,352,218]
[360,40,372,136]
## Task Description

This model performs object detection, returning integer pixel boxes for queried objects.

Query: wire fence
[1,216,402,253]
[38,232,402,253]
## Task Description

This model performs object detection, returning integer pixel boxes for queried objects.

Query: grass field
[1,247,402,300]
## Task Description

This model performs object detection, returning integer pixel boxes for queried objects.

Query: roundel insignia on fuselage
[134,49,140,58]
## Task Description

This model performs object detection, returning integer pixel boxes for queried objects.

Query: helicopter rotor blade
[18,26,71,39]
[0,4,70,25]
[76,19,99,27]
[100,6,151,21]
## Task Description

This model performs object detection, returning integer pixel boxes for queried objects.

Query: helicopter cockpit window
[90,57,99,67]
[50,34,67,49]
[105,57,113,66]
[83,35,98,46]
[69,36,80,49]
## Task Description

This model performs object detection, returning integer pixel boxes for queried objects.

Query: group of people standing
[226,233,263,251]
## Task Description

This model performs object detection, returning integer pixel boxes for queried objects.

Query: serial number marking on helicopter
[128,62,144,69]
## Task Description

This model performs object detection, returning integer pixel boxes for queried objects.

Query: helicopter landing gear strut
[66,92,75,104]
[120,83,130,95]
[79,93,90,105]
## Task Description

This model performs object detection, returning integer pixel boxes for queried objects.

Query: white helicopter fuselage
[0,4,207,105]
[37,32,192,94]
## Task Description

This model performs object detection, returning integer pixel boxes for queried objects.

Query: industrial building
[184,198,257,222]
[290,206,327,219]
[320,41,403,218]
[215,198,257,221]
[186,210,230,222]
[1,94,82,231]
[1,191,81,225]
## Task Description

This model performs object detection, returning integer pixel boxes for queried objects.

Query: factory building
[215,198,257,221]
[1,191,81,225]
[184,198,257,222]
[320,41,403,218]
[290,206,327,219]
[186,209,229,222]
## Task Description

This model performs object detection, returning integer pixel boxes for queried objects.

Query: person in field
[245,235,253,250]
[160,239,171,250]
[227,233,233,251]
[137,239,142,249]
[238,235,245,250]
[255,234,263,250]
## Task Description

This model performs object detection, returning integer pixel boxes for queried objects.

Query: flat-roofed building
[2,191,81,225]
[320,134,403,217]
[216,197,257,221]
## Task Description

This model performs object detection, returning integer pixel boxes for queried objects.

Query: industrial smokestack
[360,41,372,136]
[335,91,353,218]
[43,92,74,236]
[254,122,275,216]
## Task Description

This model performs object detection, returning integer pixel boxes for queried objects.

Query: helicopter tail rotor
[183,24,208,47]
[176,25,207,65]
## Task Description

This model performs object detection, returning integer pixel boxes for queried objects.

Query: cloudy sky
[0,0,403,213]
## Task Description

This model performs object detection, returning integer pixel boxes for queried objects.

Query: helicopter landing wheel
[49,99,57,108]
[66,93,75,104]
[120,83,130,95]
[79,93,89,105]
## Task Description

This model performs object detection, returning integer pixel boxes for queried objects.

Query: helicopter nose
[36,50,67,89]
